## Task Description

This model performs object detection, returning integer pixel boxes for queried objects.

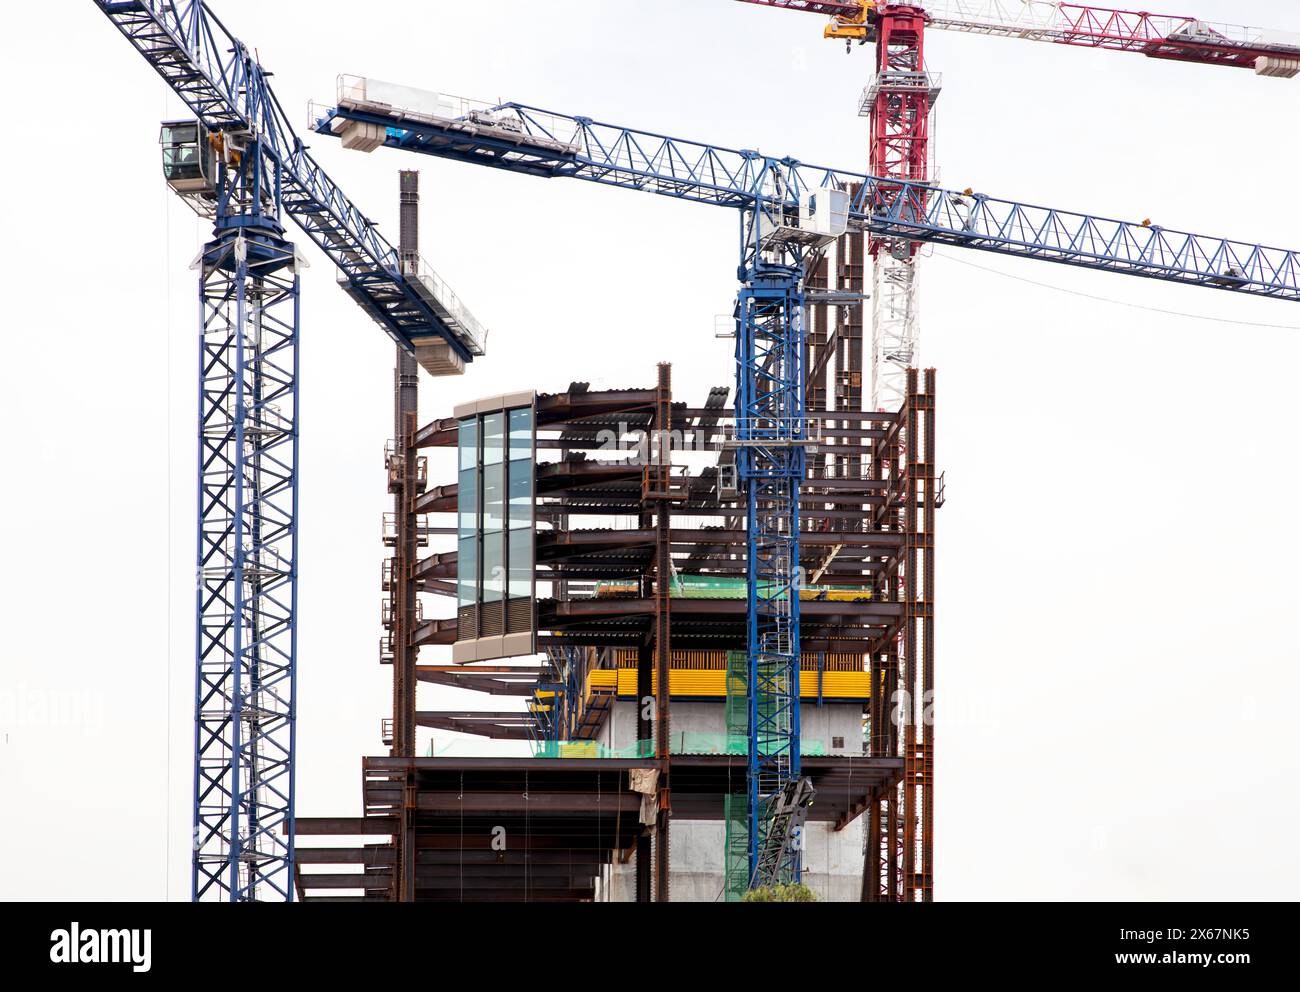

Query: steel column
[651,363,673,901]
[390,170,422,764]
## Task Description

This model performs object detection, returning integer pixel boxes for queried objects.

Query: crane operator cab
[160,120,218,217]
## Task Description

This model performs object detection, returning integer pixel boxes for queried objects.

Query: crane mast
[734,207,814,889]
[862,3,932,902]
[865,5,934,414]
[192,60,302,907]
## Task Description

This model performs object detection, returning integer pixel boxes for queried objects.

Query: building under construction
[96,0,1300,908]
[293,176,939,902]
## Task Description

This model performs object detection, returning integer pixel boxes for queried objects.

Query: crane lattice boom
[924,1,1300,71]
[317,84,1300,300]
[736,1,1300,74]
[98,0,487,360]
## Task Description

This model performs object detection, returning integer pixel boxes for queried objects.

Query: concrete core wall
[592,698,866,902]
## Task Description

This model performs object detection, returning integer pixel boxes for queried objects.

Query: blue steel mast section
[194,205,300,903]
[734,207,810,886]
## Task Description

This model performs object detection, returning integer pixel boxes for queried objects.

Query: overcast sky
[2,0,1299,901]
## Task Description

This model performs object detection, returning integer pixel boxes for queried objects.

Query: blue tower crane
[93,3,490,902]
[314,79,1300,890]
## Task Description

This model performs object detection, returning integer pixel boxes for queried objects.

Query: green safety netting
[723,792,749,902]
[725,650,748,739]
[528,739,654,759]
[594,576,871,601]
[527,734,825,759]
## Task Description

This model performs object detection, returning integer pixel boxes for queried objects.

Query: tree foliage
[741,883,818,902]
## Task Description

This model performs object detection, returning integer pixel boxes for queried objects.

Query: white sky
[2,0,1299,901]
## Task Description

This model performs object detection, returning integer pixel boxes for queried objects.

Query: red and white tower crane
[737,0,1300,411]
[737,0,1300,902]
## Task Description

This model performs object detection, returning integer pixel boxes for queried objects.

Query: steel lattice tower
[865,4,936,412]
[192,134,301,902]
[735,208,808,887]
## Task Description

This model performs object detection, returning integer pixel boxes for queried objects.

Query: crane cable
[162,81,173,904]
[930,249,1300,331]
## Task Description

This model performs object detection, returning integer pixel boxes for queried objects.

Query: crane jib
[318,96,1300,302]
[735,1,1300,73]
[94,0,487,362]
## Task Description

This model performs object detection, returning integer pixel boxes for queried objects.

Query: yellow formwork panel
[587,669,617,693]
[610,649,866,673]
[598,668,869,699]
[575,666,869,737]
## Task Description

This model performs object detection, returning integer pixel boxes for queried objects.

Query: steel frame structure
[295,754,903,901]
[319,376,912,901]
[95,0,489,901]
[319,78,1300,894]
[388,170,423,764]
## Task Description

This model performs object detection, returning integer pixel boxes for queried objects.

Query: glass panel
[507,406,533,601]
[509,407,532,455]
[508,529,532,600]
[457,418,480,615]
[459,408,532,620]
[458,417,478,472]
[504,405,530,605]
[457,536,477,608]
[163,147,202,182]
[508,406,533,529]
[483,411,505,465]
[162,123,198,144]
[482,531,504,604]
[482,462,505,533]
[508,458,532,530]
[161,125,205,183]
[458,467,477,538]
